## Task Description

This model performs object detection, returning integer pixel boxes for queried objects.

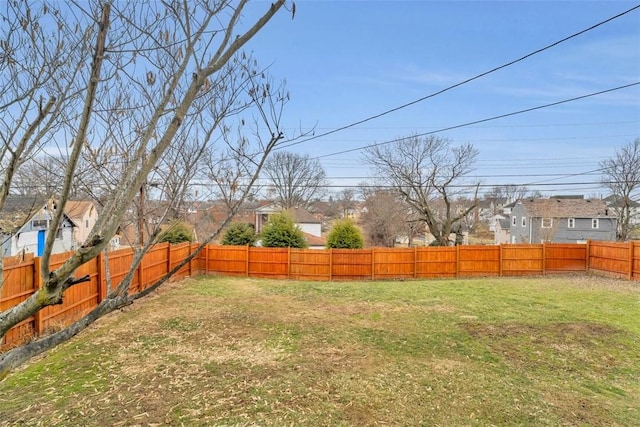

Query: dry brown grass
[1,274,639,426]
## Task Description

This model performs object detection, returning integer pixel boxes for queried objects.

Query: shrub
[326,219,364,249]
[260,212,307,248]
[221,222,257,246]
[158,221,194,244]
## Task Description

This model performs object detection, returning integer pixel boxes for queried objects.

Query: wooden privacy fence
[2,241,639,349]
[1,242,200,349]
[203,243,591,280]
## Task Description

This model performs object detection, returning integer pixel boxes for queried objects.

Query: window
[568,218,575,229]
[521,217,527,227]
[592,218,599,229]
[512,216,517,226]
[542,218,553,228]
[32,219,48,228]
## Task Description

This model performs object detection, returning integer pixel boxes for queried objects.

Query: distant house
[509,198,616,243]
[488,213,507,232]
[0,195,76,258]
[64,200,98,248]
[603,194,640,226]
[494,218,511,244]
[253,204,326,248]
[501,200,516,216]
[476,197,508,222]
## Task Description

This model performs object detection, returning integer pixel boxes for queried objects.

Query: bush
[158,221,194,244]
[221,222,257,246]
[260,212,307,248]
[326,219,364,249]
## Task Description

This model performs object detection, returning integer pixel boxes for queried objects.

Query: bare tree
[0,0,293,376]
[600,138,640,241]
[337,188,356,218]
[364,135,479,246]
[485,184,530,204]
[358,187,409,247]
[263,151,328,209]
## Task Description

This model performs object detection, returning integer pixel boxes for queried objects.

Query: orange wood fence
[1,242,199,349]
[2,241,639,349]
[203,243,591,281]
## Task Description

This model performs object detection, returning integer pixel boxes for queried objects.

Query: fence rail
[2,241,639,349]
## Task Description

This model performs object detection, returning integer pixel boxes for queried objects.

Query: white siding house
[0,196,76,258]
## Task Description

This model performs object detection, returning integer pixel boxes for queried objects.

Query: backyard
[0,274,639,426]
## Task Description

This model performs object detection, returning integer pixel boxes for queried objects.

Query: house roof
[288,207,320,224]
[303,232,326,247]
[517,198,614,219]
[64,200,96,223]
[0,195,49,233]
[497,218,511,230]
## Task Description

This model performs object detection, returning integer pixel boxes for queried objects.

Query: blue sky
[243,1,640,198]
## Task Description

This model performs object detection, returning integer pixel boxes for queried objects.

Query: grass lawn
[1,274,639,426]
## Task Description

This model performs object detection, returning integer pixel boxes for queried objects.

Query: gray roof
[517,198,614,219]
[497,218,511,229]
[0,195,49,233]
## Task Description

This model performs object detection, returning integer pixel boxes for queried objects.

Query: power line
[314,82,640,159]
[275,4,640,150]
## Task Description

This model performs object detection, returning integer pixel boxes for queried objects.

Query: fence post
[167,243,173,278]
[137,252,144,292]
[455,245,460,277]
[246,245,250,277]
[32,257,44,336]
[97,251,106,303]
[371,248,376,280]
[205,244,209,275]
[287,246,291,279]
[628,241,633,281]
[414,246,417,279]
[499,244,503,277]
[329,248,333,281]
[585,240,590,272]
[542,243,546,276]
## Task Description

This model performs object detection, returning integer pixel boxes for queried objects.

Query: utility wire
[314,82,640,159]
[275,3,640,150]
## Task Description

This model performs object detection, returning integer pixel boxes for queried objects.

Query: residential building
[603,194,640,226]
[0,195,76,257]
[494,218,511,244]
[64,200,98,248]
[509,198,616,243]
[253,203,326,248]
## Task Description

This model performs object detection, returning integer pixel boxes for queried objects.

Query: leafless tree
[485,184,530,204]
[358,187,409,247]
[364,135,480,246]
[456,196,480,232]
[263,151,328,209]
[0,0,293,376]
[600,138,640,241]
[336,188,356,218]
